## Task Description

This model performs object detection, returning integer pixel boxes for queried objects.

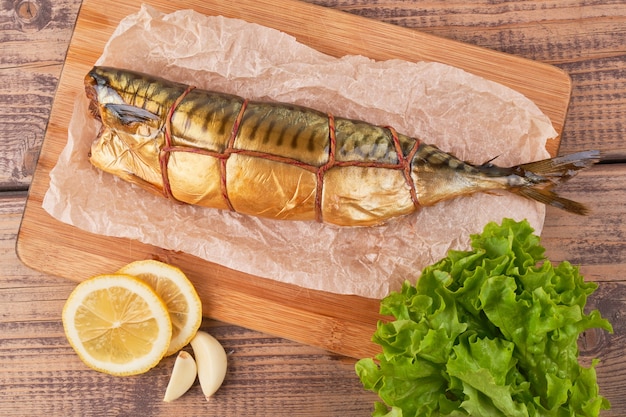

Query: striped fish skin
[85,66,598,227]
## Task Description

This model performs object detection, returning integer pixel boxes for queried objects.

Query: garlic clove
[190,330,228,401]
[163,350,197,402]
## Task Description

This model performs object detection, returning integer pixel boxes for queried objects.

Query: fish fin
[479,154,501,167]
[517,150,601,184]
[510,150,600,215]
[104,103,159,125]
[513,186,590,215]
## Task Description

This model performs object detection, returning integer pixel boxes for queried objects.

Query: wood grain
[543,164,626,281]
[0,0,81,189]
[579,280,626,414]
[2,0,626,415]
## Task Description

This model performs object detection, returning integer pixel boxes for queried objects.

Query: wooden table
[1,0,624,415]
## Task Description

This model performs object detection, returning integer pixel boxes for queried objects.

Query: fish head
[85,67,166,194]
[84,66,163,134]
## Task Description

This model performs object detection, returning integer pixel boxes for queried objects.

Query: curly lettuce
[356,218,612,417]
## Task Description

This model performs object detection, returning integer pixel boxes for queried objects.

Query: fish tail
[507,150,600,215]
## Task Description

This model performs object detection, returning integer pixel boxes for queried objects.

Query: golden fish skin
[85,66,599,227]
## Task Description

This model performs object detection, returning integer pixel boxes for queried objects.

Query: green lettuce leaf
[356,218,613,417]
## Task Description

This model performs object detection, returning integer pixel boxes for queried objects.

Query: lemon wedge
[62,274,172,376]
[117,260,202,356]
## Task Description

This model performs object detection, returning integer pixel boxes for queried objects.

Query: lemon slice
[117,260,202,356]
[62,274,172,376]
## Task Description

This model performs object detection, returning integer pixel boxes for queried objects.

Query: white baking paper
[43,5,555,299]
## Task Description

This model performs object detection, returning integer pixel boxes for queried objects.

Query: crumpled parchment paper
[43,5,555,299]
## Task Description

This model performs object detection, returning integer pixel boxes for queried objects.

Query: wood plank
[0,0,81,189]
[16,0,573,360]
[345,1,625,64]
[543,164,626,281]
[579,280,626,414]
[559,56,626,158]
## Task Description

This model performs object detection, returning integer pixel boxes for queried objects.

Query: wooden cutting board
[17,0,569,359]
